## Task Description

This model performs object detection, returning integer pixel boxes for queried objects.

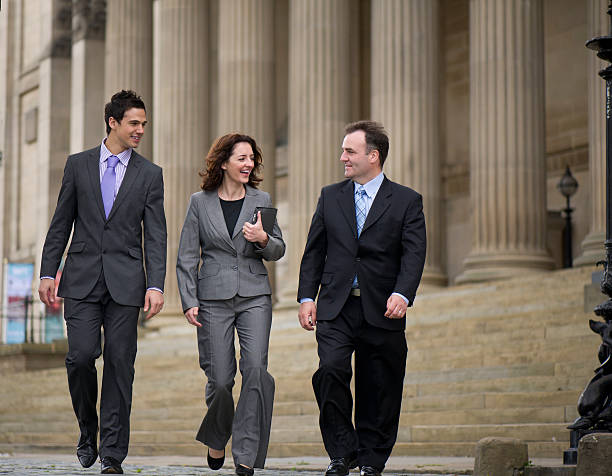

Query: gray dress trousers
[176,187,285,469]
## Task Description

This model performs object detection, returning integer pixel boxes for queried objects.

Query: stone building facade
[0,0,605,318]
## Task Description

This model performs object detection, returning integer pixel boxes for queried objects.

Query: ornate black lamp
[563,0,612,465]
[557,166,578,268]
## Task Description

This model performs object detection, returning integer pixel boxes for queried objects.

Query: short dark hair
[344,120,390,166]
[200,133,263,191]
[104,90,146,134]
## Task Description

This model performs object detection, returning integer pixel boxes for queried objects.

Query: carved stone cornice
[72,0,106,42]
[41,0,73,59]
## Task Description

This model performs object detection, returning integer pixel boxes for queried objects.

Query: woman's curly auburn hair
[200,133,263,191]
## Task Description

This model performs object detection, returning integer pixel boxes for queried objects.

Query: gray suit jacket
[176,185,285,312]
[40,146,167,307]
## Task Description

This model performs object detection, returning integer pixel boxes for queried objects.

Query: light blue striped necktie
[353,185,367,288]
[355,185,367,237]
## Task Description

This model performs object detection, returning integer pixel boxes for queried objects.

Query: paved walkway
[0,453,476,475]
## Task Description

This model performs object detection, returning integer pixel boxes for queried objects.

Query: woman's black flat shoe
[207,450,225,470]
[235,464,254,475]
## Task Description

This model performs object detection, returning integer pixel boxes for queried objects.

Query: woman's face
[221,142,255,186]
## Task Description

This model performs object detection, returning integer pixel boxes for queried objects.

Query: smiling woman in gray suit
[176,133,285,476]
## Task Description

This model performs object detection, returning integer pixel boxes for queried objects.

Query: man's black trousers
[313,295,407,471]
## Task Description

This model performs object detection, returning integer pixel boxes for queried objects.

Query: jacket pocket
[249,261,268,275]
[198,263,221,279]
[128,247,143,259]
[67,241,85,253]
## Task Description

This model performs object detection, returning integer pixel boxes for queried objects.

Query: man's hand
[38,279,56,307]
[144,289,164,319]
[385,294,408,319]
[184,307,201,327]
[242,211,269,247]
[298,301,317,331]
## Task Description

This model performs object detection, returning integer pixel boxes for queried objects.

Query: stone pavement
[0,453,476,475]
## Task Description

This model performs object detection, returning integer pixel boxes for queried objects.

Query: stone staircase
[0,266,601,460]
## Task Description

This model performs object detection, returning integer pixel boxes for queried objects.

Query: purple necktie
[101,155,119,218]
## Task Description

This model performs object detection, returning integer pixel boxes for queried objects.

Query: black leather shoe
[325,457,352,476]
[360,465,382,476]
[101,456,123,474]
[207,449,225,470]
[76,441,97,468]
[235,464,254,476]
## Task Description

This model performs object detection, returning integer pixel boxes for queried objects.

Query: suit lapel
[106,151,142,222]
[361,176,392,235]
[86,147,106,221]
[202,189,236,250]
[232,186,257,239]
[338,180,358,239]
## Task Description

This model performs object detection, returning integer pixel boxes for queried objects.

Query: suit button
[356,257,361,262]
[232,265,238,270]
[102,249,106,254]
[104,224,109,230]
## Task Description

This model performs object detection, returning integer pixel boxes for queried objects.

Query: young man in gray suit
[38,90,167,474]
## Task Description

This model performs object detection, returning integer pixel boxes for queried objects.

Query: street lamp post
[563,0,612,465]
[558,166,579,268]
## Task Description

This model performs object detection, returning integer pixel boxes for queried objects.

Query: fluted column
[70,0,105,153]
[576,0,607,267]
[284,0,357,302]
[457,0,554,283]
[216,0,277,297]
[371,0,445,286]
[153,0,209,315]
[217,0,275,197]
[105,0,153,158]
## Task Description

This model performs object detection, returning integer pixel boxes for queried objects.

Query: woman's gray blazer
[176,185,285,312]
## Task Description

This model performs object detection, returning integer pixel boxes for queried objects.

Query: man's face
[341,130,379,184]
[108,108,147,150]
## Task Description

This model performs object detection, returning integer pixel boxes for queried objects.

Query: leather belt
[350,287,361,297]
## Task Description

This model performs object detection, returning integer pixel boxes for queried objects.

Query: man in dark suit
[38,90,167,474]
[298,121,426,476]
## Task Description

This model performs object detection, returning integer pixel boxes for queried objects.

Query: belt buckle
[350,288,360,297]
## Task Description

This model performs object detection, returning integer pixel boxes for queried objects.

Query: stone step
[1,423,557,449]
[411,423,568,444]
[0,380,582,419]
[1,404,574,437]
[0,439,570,459]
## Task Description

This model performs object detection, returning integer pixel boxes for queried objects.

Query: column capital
[41,0,73,60]
[72,0,106,43]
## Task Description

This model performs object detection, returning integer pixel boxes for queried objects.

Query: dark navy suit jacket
[297,176,426,330]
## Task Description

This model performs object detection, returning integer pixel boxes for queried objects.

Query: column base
[421,265,447,287]
[455,252,554,284]
[575,231,606,267]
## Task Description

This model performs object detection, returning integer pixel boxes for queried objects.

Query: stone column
[0,1,12,327]
[153,0,209,315]
[283,0,357,303]
[371,0,446,286]
[36,0,73,338]
[105,0,153,158]
[575,0,608,267]
[216,0,277,295]
[216,0,275,197]
[457,0,554,283]
[70,0,105,153]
